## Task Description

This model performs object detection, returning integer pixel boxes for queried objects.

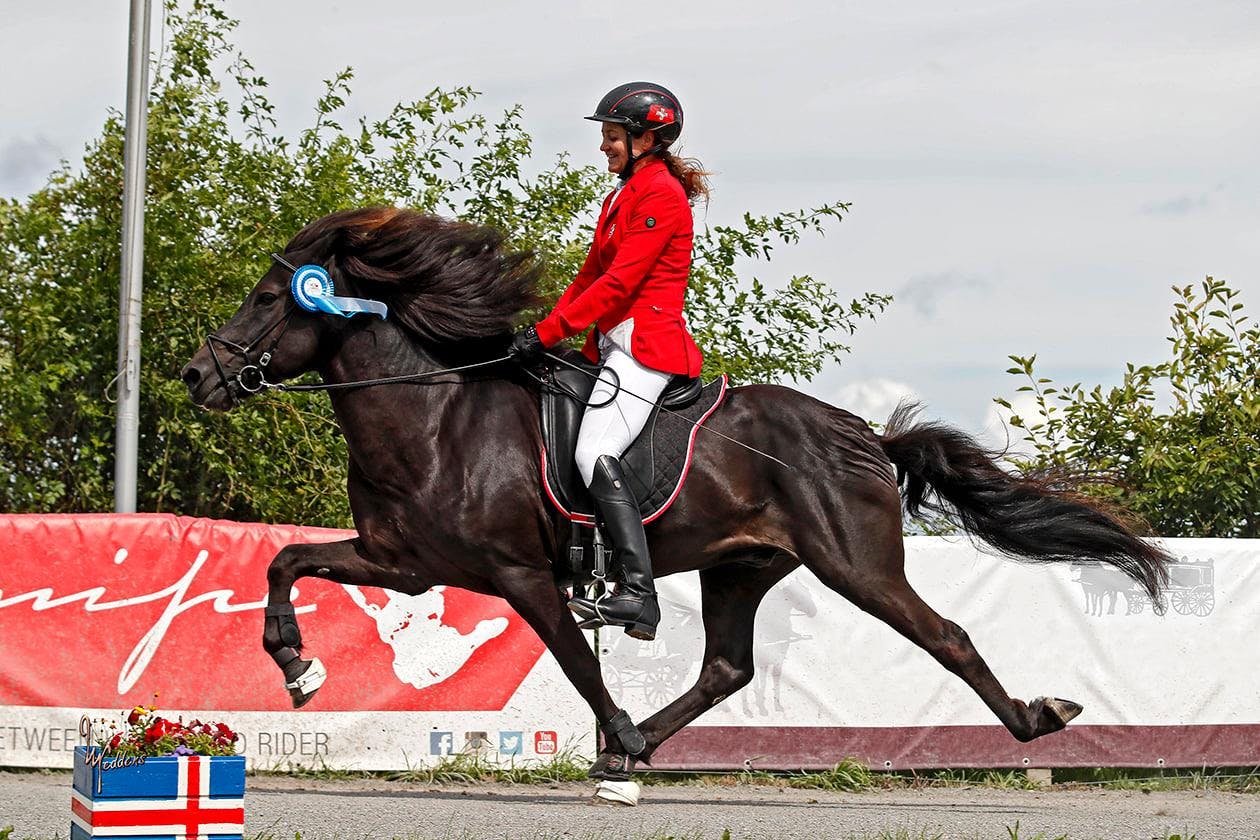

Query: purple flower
[170,745,196,756]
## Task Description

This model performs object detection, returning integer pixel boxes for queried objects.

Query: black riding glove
[509,324,545,362]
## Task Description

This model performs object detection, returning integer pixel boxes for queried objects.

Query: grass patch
[1052,766,1260,792]
[641,761,1044,792]
[242,755,1260,796]
[386,748,589,785]
[664,757,876,792]
[900,768,1042,790]
[248,747,590,786]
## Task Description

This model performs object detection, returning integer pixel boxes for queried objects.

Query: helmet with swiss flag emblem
[585,82,684,146]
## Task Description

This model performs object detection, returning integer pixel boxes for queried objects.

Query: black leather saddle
[538,349,727,524]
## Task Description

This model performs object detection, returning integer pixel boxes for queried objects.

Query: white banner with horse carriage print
[1,515,1257,770]
[611,536,1260,770]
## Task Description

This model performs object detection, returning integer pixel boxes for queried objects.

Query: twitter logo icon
[499,731,523,755]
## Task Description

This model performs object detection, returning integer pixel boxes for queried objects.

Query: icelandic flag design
[646,103,675,124]
[71,749,245,840]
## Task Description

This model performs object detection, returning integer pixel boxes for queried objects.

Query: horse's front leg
[263,538,417,708]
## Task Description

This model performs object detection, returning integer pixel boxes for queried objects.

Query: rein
[274,357,512,392]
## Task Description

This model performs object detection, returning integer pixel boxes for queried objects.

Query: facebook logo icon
[498,731,523,756]
[430,731,454,755]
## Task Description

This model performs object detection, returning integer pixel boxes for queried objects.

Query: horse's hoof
[285,657,326,708]
[591,779,641,806]
[1041,696,1083,726]
[588,751,634,780]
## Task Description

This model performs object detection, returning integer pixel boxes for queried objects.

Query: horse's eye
[257,292,279,306]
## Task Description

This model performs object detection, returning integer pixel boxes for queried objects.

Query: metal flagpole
[113,0,152,512]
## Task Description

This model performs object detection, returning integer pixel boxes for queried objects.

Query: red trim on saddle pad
[541,375,728,526]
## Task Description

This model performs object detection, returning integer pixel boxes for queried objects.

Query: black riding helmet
[585,82,683,178]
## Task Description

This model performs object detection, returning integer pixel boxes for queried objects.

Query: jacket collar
[622,157,667,190]
[602,157,667,221]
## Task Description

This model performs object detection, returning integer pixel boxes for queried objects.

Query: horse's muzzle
[181,351,237,411]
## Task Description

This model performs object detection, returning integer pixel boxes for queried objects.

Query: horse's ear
[323,225,359,291]
[326,257,371,300]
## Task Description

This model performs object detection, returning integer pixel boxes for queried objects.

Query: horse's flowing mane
[287,207,541,344]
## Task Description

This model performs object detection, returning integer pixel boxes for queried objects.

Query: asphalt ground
[4,770,1258,839]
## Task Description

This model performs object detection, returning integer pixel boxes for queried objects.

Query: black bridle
[204,253,513,401]
[204,253,300,405]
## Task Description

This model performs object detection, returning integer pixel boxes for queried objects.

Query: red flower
[126,708,143,725]
[108,734,122,750]
[145,718,173,742]
[215,722,236,741]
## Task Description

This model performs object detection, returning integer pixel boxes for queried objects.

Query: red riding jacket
[534,158,704,377]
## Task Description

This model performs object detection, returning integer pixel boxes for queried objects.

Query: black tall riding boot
[568,455,660,641]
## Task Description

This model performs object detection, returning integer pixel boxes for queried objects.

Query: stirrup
[584,588,616,625]
[569,595,657,640]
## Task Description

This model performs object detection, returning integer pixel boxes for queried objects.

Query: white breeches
[574,337,672,488]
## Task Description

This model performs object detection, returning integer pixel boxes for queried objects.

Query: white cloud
[897,272,989,318]
[1140,184,1225,216]
[828,377,919,425]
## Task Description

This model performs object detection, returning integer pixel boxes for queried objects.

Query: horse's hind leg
[610,556,796,772]
[805,517,1081,743]
[264,538,411,708]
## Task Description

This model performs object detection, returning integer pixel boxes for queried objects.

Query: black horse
[182,207,1170,778]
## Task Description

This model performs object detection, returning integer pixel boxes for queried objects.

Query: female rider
[510,82,709,641]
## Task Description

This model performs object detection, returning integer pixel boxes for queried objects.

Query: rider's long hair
[658,148,711,204]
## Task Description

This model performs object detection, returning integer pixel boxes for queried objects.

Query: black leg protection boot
[568,455,659,640]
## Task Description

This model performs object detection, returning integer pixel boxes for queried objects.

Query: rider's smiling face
[599,123,653,174]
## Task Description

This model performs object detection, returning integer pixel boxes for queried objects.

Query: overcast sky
[3,0,1258,442]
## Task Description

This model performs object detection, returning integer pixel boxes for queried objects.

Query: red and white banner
[0,514,590,769]
[3,515,1258,770]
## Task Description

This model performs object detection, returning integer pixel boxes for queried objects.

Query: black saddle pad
[539,351,727,524]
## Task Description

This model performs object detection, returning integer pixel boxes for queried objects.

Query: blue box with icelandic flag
[71,746,245,839]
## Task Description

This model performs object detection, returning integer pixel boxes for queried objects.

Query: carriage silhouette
[1073,556,1214,617]
[598,597,699,707]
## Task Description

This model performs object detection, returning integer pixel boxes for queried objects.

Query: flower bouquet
[96,702,241,758]
[72,700,245,840]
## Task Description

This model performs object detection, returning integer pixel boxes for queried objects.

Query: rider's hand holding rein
[513,82,710,643]
[509,324,544,361]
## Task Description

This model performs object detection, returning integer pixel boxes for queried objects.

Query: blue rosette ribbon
[290,264,388,320]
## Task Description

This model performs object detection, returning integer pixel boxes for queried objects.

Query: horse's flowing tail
[878,403,1170,601]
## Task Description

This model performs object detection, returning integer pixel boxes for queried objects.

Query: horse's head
[182,207,540,410]
[181,251,336,410]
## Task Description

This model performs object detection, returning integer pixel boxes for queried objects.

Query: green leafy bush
[996,277,1258,537]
